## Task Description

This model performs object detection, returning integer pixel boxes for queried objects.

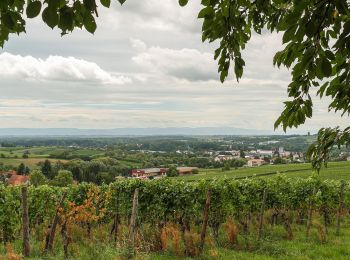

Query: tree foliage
[167,165,179,177]
[41,159,53,179]
[29,169,47,186]
[0,0,349,170]
[52,170,74,187]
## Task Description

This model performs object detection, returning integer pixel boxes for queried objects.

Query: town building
[214,155,235,162]
[131,168,167,179]
[256,149,274,157]
[247,159,265,167]
[131,166,198,179]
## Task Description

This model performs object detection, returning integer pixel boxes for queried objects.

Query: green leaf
[84,12,97,34]
[220,69,228,83]
[201,0,210,6]
[117,0,126,5]
[305,20,317,37]
[1,13,15,30]
[100,0,111,8]
[282,25,297,44]
[42,7,59,29]
[26,1,42,18]
[320,57,332,77]
[179,0,189,7]
[335,0,348,15]
[324,50,335,60]
[198,7,214,18]
[59,7,74,31]
[83,0,97,11]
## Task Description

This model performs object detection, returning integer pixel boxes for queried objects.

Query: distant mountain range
[0,127,307,136]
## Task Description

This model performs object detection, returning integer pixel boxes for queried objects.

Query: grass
[2,219,350,259]
[177,161,350,181]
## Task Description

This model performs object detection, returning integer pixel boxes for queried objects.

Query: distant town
[0,135,349,184]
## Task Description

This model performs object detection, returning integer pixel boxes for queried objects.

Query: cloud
[101,0,202,34]
[130,38,147,52]
[131,39,218,81]
[0,52,131,85]
[0,2,348,132]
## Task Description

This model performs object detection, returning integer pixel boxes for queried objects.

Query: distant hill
[0,127,285,136]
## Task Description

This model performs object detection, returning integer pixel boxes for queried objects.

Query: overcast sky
[0,0,348,133]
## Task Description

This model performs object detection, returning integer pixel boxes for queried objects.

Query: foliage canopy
[1,0,350,170]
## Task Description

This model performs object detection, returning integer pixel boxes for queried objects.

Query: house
[214,155,235,162]
[247,159,265,167]
[256,150,274,157]
[7,175,29,186]
[279,151,291,158]
[131,168,167,179]
[176,167,198,175]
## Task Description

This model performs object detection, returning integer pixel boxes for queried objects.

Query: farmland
[177,161,350,181]
[0,136,350,259]
[1,177,350,259]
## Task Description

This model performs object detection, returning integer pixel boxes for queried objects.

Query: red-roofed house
[131,168,167,179]
[7,175,29,186]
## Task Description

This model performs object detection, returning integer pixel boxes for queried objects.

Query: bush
[192,168,199,174]
[51,170,73,187]
[29,170,47,186]
[167,166,179,177]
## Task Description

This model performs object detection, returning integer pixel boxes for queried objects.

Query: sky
[0,0,348,133]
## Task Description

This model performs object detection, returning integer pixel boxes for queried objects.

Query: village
[0,145,308,183]
[213,146,304,165]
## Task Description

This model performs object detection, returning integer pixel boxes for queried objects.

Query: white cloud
[130,38,147,52]
[0,52,131,85]
[0,1,348,132]
[131,39,218,81]
[101,0,201,34]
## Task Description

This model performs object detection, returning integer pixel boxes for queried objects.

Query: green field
[0,158,67,168]
[0,146,105,158]
[177,161,350,181]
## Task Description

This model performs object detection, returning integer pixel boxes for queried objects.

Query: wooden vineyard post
[111,191,120,242]
[258,188,267,240]
[323,210,329,235]
[306,187,316,239]
[282,209,293,240]
[44,191,67,253]
[336,182,345,236]
[21,186,30,257]
[61,221,69,260]
[128,188,139,258]
[199,189,211,254]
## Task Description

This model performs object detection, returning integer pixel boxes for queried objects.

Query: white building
[247,159,265,167]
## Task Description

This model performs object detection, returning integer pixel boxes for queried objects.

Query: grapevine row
[0,176,348,256]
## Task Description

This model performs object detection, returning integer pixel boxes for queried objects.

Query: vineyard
[1,176,350,259]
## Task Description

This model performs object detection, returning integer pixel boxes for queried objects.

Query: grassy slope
[176,161,350,181]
